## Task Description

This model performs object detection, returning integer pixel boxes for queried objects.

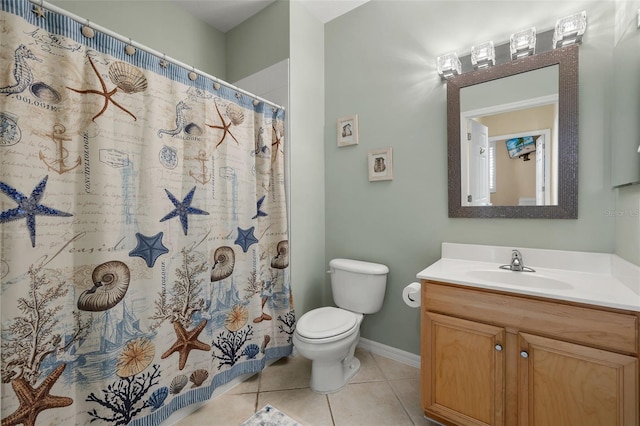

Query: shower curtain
[0,1,293,424]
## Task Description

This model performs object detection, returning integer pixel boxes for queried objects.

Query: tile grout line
[369,351,420,425]
[386,378,418,426]
[326,394,336,426]
[254,371,262,412]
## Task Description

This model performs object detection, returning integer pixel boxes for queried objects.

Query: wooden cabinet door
[423,312,505,426]
[518,332,639,426]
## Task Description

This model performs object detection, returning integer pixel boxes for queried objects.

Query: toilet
[293,258,389,393]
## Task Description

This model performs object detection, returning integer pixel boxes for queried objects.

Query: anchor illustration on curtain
[0,1,294,425]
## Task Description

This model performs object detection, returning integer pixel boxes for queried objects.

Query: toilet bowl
[293,307,363,393]
[293,259,388,393]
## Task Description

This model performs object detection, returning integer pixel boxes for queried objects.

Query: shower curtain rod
[28,0,286,111]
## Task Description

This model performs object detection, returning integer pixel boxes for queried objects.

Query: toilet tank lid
[329,259,389,275]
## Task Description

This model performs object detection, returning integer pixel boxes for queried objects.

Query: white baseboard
[357,338,421,369]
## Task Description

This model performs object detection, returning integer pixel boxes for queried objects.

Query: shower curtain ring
[81,19,95,38]
[125,38,136,55]
[188,67,197,81]
[160,53,168,69]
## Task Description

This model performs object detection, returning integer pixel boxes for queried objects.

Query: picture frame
[368,147,393,181]
[337,114,358,147]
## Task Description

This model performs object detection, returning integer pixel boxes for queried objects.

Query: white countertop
[417,243,640,312]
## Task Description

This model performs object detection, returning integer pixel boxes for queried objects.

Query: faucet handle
[510,249,523,271]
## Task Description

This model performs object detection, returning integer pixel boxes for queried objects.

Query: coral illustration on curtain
[0,1,293,424]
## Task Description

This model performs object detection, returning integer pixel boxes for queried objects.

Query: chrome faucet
[500,249,535,272]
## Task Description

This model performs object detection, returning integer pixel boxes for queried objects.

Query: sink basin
[467,270,573,290]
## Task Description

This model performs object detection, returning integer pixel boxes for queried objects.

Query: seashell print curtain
[0,1,293,425]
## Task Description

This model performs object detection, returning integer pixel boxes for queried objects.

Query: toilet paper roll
[402,282,421,308]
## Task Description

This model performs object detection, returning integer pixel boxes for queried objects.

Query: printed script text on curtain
[0,1,293,424]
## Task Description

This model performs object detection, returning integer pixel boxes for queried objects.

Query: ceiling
[172,0,371,33]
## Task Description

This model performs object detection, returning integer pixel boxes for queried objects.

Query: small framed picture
[337,114,358,147]
[368,147,393,181]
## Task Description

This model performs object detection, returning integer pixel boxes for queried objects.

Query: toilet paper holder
[407,290,419,302]
[402,282,422,308]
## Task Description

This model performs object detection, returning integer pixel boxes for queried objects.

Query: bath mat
[240,404,301,426]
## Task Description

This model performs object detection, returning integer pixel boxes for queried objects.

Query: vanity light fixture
[436,52,461,80]
[510,27,536,59]
[471,41,495,69]
[552,11,587,48]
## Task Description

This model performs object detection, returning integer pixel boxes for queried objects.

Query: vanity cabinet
[421,280,640,426]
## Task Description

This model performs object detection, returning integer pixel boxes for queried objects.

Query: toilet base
[310,355,361,394]
[292,311,365,394]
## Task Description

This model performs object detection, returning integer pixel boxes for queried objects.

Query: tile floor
[175,347,436,425]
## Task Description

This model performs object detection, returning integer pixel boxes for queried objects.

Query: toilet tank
[329,258,389,314]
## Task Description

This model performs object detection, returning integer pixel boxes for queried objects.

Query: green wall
[288,2,326,316]
[225,0,290,83]
[50,0,226,78]
[324,0,619,354]
[616,185,640,264]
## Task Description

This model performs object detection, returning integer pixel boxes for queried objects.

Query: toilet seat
[296,307,360,342]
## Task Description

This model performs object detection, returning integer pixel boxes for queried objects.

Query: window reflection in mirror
[460,66,559,207]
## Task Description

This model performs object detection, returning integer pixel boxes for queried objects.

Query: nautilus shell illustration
[270,240,289,269]
[211,246,235,282]
[77,260,131,311]
[226,103,245,126]
[108,61,148,94]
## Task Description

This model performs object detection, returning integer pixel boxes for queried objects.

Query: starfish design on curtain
[2,363,73,426]
[66,55,137,122]
[161,320,211,370]
[271,125,283,161]
[128,231,169,267]
[251,195,268,219]
[159,187,209,236]
[31,5,45,19]
[206,100,239,148]
[0,176,73,247]
[235,226,258,253]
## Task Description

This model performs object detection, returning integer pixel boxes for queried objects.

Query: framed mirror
[611,10,640,187]
[447,45,578,218]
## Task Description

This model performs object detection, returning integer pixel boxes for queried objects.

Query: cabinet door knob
[495,344,503,352]
[520,351,529,358]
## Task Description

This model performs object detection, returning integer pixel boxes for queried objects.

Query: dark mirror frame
[447,44,578,219]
